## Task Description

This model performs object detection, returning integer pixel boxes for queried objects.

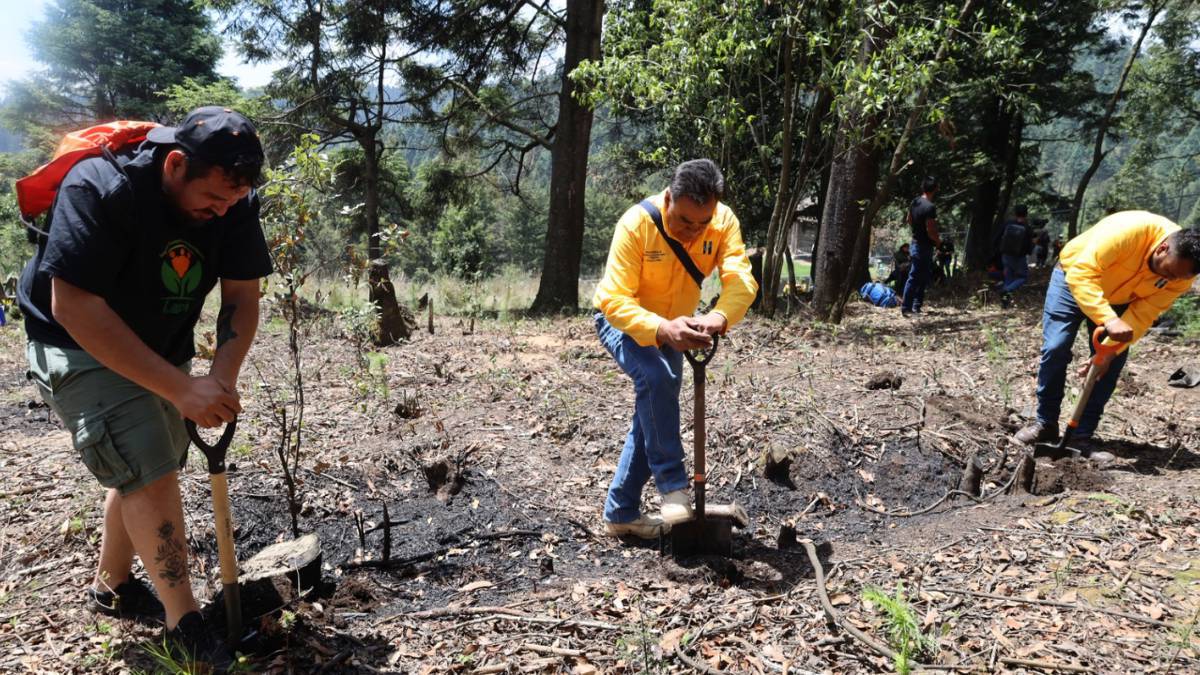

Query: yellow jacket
[593,191,758,346]
[1060,210,1192,346]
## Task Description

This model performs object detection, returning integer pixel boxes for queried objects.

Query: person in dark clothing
[901,176,941,317]
[1034,225,1051,267]
[18,107,270,667]
[884,243,911,293]
[935,236,955,282]
[995,204,1035,307]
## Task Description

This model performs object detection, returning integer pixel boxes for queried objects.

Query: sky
[0,0,276,90]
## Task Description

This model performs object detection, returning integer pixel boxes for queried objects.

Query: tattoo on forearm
[155,521,188,588]
[217,303,239,348]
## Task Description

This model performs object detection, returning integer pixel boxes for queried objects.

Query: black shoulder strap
[640,199,705,288]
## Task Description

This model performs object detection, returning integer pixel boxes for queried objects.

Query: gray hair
[669,159,724,205]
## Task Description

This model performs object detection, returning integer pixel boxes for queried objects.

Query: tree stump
[958,451,984,497]
[1009,452,1036,495]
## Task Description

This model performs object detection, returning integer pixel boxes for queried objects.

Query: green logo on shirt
[160,240,203,315]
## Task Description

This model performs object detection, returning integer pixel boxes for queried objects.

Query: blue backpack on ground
[860,281,899,308]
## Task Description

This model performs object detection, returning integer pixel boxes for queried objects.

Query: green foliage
[159,77,271,124]
[1162,293,1200,339]
[862,584,936,675]
[261,134,337,287]
[2,0,222,140]
[433,197,495,280]
[0,193,33,281]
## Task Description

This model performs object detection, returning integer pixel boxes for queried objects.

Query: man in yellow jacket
[593,159,758,539]
[1015,211,1200,457]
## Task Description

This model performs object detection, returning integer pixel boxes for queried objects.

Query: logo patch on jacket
[703,240,713,255]
[646,250,665,262]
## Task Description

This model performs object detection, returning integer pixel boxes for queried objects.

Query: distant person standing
[1052,235,1064,262]
[1034,227,1051,267]
[901,176,941,317]
[996,205,1034,307]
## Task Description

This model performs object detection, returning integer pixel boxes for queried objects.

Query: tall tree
[215,0,417,345]
[3,0,222,143]
[530,0,604,314]
[815,0,1010,321]
[1068,0,1168,238]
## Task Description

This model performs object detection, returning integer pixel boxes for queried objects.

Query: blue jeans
[1036,267,1129,437]
[1001,254,1028,293]
[902,240,931,311]
[595,314,690,523]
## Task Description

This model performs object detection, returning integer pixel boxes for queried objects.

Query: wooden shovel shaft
[1061,327,1120,448]
[208,471,242,643]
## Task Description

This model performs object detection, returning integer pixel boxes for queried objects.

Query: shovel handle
[683,333,719,367]
[208,470,243,643]
[185,417,238,474]
[1091,327,1120,362]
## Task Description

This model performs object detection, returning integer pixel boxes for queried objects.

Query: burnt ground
[1,268,1199,673]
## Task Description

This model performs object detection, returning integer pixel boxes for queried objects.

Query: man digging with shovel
[1014,211,1200,461]
[17,107,271,668]
[593,159,757,540]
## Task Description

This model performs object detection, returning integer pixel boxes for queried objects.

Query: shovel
[1034,326,1121,460]
[185,417,243,644]
[669,334,749,557]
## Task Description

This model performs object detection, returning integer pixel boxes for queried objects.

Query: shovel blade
[1033,442,1081,460]
[669,517,733,558]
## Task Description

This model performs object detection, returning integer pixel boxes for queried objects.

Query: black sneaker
[162,612,233,672]
[1070,437,1117,465]
[88,577,164,620]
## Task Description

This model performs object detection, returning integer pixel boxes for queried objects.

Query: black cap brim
[146,126,177,144]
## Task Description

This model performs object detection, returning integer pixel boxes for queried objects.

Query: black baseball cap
[147,106,264,166]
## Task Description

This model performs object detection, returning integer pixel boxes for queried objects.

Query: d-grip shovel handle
[185,417,238,474]
[683,332,720,367]
[1090,326,1120,363]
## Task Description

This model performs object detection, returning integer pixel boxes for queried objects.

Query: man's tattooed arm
[216,303,239,348]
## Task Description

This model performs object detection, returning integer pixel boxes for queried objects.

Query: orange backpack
[16,120,160,236]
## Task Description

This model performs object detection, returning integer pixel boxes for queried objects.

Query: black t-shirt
[18,142,273,365]
[909,196,936,245]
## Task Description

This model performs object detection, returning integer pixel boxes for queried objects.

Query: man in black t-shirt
[18,107,271,664]
[901,176,942,316]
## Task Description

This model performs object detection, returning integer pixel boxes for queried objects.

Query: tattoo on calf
[155,521,188,588]
[217,303,239,348]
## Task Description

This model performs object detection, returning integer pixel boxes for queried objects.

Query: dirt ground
[1,268,1199,674]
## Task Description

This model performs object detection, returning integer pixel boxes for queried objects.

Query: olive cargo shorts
[27,341,191,495]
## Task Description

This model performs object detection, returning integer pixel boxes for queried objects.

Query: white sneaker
[660,490,694,525]
[603,514,668,539]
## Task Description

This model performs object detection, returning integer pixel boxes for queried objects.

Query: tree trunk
[964,99,1011,270]
[763,85,832,316]
[1068,1,1162,238]
[828,0,978,322]
[810,153,833,290]
[362,130,415,345]
[759,35,797,318]
[812,115,881,317]
[530,0,605,315]
[995,112,1024,232]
